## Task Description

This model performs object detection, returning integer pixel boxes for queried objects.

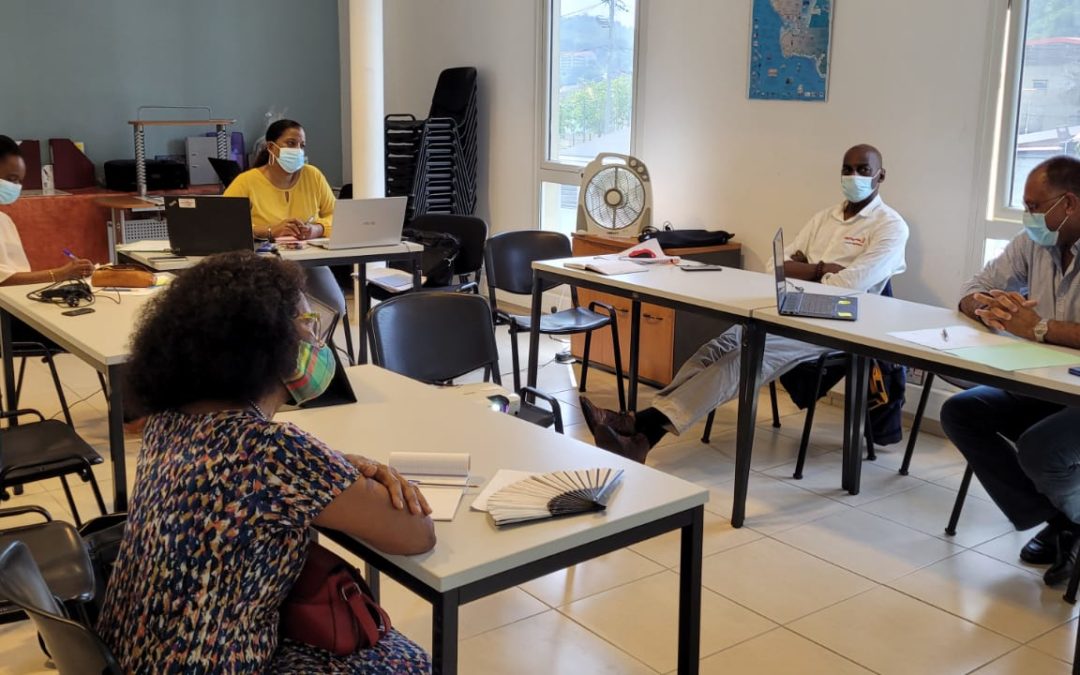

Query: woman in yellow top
[224,119,345,318]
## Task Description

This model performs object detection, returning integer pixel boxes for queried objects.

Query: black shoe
[1021,524,1059,565]
[579,397,635,437]
[593,424,651,464]
[1043,529,1080,587]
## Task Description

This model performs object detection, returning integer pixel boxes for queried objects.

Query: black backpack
[402,228,462,287]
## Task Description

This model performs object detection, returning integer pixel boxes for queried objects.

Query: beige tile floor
[0,323,1076,674]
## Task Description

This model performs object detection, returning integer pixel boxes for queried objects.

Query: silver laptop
[309,196,407,249]
[773,228,858,321]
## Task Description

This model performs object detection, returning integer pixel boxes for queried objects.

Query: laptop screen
[773,229,787,306]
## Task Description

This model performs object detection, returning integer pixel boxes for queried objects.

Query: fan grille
[584,166,645,230]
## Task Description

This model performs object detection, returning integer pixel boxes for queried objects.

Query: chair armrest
[588,301,618,319]
[456,281,479,294]
[519,386,564,433]
[0,409,46,423]
[493,308,513,326]
[0,505,52,523]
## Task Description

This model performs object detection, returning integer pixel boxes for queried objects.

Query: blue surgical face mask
[272,144,305,174]
[0,179,21,205]
[1023,194,1067,247]
[841,173,878,204]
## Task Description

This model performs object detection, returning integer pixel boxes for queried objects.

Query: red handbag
[280,543,392,656]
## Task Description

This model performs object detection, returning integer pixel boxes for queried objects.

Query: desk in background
[281,365,709,675]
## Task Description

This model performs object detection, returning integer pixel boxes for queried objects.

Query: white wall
[381,0,1004,308]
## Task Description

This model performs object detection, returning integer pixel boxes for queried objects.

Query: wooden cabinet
[570,233,743,387]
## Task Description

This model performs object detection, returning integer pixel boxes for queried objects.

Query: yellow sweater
[224,165,336,235]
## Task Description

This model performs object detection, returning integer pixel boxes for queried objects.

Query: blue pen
[62,248,77,260]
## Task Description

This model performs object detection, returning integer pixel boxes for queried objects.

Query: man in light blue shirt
[942,155,1080,588]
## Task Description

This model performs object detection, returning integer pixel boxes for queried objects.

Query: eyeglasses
[297,311,324,346]
[1024,193,1068,214]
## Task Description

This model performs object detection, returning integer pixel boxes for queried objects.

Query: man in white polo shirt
[581,144,910,461]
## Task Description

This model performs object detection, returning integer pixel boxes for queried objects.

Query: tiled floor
[0,322,1076,674]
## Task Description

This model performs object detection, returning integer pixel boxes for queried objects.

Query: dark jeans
[940,386,1080,530]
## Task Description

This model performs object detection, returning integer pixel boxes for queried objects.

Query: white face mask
[272,144,305,174]
[841,172,878,203]
[0,179,21,205]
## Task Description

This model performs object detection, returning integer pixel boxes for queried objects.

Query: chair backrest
[369,292,502,385]
[429,67,478,122]
[484,230,572,304]
[409,214,488,277]
[0,541,121,675]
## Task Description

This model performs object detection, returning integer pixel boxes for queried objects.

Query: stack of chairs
[385,67,478,221]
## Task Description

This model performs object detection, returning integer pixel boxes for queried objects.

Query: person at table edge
[581,144,910,462]
[942,155,1080,587]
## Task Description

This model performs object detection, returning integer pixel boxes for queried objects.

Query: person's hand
[271,219,308,239]
[974,290,1040,337]
[346,455,432,516]
[821,263,846,276]
[57,258,94,280]
[790,250,809,263]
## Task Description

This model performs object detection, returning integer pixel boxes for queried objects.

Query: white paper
[602,237,680,264]
[887,325,1016,351]
[564,258,644,275]
[470,470,535,512]
[417,486,464,521]
[367,267,424,293]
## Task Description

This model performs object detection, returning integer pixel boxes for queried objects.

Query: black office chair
[0,408,107,527]
[0,541,121,674]
[0,506,95,626]
[368,214,488,301]
[483,231,626,410]
[368,292,564,432]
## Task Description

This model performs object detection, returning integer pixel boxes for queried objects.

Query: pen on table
[941,328,949,343]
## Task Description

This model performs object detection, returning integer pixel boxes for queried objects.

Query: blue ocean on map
[749,0,832,101]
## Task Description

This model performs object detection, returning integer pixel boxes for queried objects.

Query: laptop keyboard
[784,293,839,317]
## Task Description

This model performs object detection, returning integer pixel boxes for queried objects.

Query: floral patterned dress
[96,410,430,673]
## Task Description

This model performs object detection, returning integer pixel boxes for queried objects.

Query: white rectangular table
[0,285,155,511]
[751,294,1080,495]
[119,241,424,364]
[280,365,709,675]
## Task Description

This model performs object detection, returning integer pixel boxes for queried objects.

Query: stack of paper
[888,325,1080,371]
[388,452,471,521]
[367,267,421,293]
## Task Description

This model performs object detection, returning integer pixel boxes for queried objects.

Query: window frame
[536,0,645,194]
[988,0,1032,229]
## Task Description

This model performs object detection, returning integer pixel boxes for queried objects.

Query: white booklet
[367,267,424,293]
[564,258,646,275]
[388,452,471,521]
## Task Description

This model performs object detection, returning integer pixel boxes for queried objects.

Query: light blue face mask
[0,179,21,205]
[273,145,305,174]
[841,173,877,203]
[1023,194,1067,248]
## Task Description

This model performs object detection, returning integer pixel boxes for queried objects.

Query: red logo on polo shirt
[843,236,866,247]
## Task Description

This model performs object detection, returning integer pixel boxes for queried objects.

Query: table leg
[628,299,641,412]
[105,364,128,512]
[526,273,543,389]
[846,356,871,496]
[411,251,423,290]
[432,589,460,675]
[732,321,766,528]
[356,265,369,365]
[364,562,380,603]
[678,506,704,675]
[1,311,14,417]
[841,360,855,492]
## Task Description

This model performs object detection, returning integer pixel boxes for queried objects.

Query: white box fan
[576,153,652,236]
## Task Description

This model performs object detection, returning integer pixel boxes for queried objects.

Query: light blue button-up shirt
[961,232,1080,323]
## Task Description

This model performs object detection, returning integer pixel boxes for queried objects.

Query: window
[539,0,640,231]
[998,1,1080,213]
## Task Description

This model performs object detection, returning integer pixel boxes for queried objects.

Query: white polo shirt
[0,212,31,283]
[781,194,909,295]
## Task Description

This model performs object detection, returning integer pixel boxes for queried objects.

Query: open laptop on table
[164,196,254,256]
[773,228,858,321]
[308,196,407,249]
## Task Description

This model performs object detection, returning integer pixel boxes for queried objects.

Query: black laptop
[164,196,254,256]
[773,228,858,321]
[208,157,243,189]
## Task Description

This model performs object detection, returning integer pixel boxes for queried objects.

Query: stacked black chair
[385,67,478,221]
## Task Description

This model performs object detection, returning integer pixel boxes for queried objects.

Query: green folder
[946,343,1080,371]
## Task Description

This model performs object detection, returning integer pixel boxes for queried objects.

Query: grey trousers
[305,266,347,316]
[652,325,828,435]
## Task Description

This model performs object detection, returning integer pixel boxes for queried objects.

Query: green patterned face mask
[283,340,335,405]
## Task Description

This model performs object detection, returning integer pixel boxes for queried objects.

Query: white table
[752,294,1080,495]
[118,240,424,364]
[280,365,709,675]
[0,285,155,511]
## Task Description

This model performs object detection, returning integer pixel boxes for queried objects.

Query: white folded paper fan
[486,468,624,526]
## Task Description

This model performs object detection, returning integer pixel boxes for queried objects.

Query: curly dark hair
[125,251,306,413]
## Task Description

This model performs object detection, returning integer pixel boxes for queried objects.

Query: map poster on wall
[748,0,833,102]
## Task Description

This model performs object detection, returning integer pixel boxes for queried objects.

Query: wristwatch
[1033,319,1049,343]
